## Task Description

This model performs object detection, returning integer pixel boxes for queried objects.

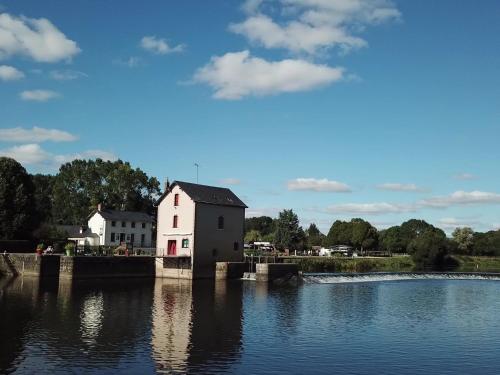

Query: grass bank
[281,255,500,273]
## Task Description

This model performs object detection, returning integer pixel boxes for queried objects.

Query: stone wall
[215,262,246,280]
[59,256,155,279]
[255,263,299,282]
[0,254,60,277]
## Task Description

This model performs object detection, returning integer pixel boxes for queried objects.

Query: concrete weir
[215,262,246,280]
[255,263,299,283]
[0,254,60,277]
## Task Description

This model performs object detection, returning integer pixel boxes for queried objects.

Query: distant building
[156,181,247,279]
[68,204,154,247]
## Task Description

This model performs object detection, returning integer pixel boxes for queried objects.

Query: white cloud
[0,143,117,167]
[193,50,343,99]
[376,183,427,192]
[113,56,142,68]
[246,207,282,218]
[454,173,477,180]
[0,13,80,62]
[20,89,60,102]
[231,0,400,55]
[0,126,77,142]
[288,177,351,192]
[140,36,184,55]
[50,70,87,81]
[419,191,500,208]
[219,178,241,185]
[325,202,415,215]
[0,65,24,80]
[436,217,481,231]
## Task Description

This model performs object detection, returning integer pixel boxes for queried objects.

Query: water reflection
[152,279,243,374]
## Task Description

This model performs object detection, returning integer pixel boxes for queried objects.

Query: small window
[111,221,116,227]
[141,222,146,229]
[174,194,179,206]
[121,221,126,228]
[131,222,136,228]
[218,216,224,230]
[233,241,239,251]
[126,234,131,241]
[182,239,189,248]
[111,233,115,242]
[173,215,178,228]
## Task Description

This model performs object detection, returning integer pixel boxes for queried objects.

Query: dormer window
[174,194,179,206]
[218,216,224,230]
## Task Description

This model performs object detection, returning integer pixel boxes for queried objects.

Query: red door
[168,240,177,255]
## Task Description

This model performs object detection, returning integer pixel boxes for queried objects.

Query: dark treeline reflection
[0,276,243,374]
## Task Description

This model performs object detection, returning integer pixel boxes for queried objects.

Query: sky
[0,0,499,234]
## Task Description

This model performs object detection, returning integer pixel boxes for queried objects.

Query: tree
[379,226,405,253]
[31,173,55,224]
[451,227,474,254]
[274,209,302,251]
[306,223,324,247]
[0,157,37,239]
[407,228,449,270]
[245,216,275,236]
[351,218,378,252]
[472,230,500,256]
[52,159,161,224]
[325,220,352,247]
[244,229,261,243]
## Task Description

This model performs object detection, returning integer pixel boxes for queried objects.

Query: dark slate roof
[157,181,247,208]
[56,225,97,239]
[91,209,154,222]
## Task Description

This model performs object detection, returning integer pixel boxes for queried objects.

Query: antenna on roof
[194,163,199,184]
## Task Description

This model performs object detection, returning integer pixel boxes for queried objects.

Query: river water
[1,274,500,374]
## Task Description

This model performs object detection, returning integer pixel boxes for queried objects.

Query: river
[1,274,500,374]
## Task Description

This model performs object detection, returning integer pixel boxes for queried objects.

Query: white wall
[88,212,153,247]
[156,185,195,257]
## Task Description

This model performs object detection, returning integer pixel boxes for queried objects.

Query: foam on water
[303,272,500,284]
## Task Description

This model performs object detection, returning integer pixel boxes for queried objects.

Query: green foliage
[325,218,378,251]
[472,230,500,256]
[31,174,55,224]
[274,209,304,251]
[451,227,474,254]
[407,228,449,270]
[244,229,262,243]
[379,226,405,253]
[283,256,415,273]
[245,216,275,236]
[306,223,324,247]
[0,157,38,240]
[51,159,161,224]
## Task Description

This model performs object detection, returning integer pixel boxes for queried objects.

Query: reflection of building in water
[152,279,243,374]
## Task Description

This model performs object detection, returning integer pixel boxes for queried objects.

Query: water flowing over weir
[302,272,500,284]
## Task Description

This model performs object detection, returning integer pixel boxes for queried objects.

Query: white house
[156,181,247,279]
[84,204,154,247]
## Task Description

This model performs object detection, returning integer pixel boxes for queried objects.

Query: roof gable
[157,181,247,208]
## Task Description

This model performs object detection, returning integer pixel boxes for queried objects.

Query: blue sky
[0,0,499,234]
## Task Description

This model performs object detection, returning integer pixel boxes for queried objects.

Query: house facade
[86,204,154,247]
[156,181,247,279]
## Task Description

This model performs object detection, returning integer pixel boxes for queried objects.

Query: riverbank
[281,255,500,273]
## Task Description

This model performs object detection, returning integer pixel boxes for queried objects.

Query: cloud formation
[288,177,351,192]
[219,178,241,185]
[193,50,343,99]
[230,0,400,55]
[0,143,116,167]
[140,36,184,55]
[0,65,24,80]
[419,191,500,208]
[453,173,477,180]
[50,70,87,81]
[0,13,80,62]
[0,126,77,142]
[20,89,60,101]
[325,202,415,215]
[376,183,427,192]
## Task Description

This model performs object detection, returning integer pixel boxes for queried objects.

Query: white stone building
[156,181,247,279]
[85,204,154,247]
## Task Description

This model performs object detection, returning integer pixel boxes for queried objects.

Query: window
[233,241,239,251]
[141,222,146,229]
[121,221,126,228]
[126,234,131,241]
[212,248,217,257]
[141,234,145,246]
[174,194,179,206]
[218,216,224,230]
[131,233,135,243]
[131,222,136,228]
[111,233,115,242]
[173,215,178,228]
[111,221,116,227]
[120,233,125,242]
[182,239,189,248]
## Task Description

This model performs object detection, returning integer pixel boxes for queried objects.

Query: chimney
[165,178,170,191]
[79,226,84,234]
[97,203,103,212]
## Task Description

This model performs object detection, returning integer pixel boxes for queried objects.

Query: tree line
[0,157,160,242]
